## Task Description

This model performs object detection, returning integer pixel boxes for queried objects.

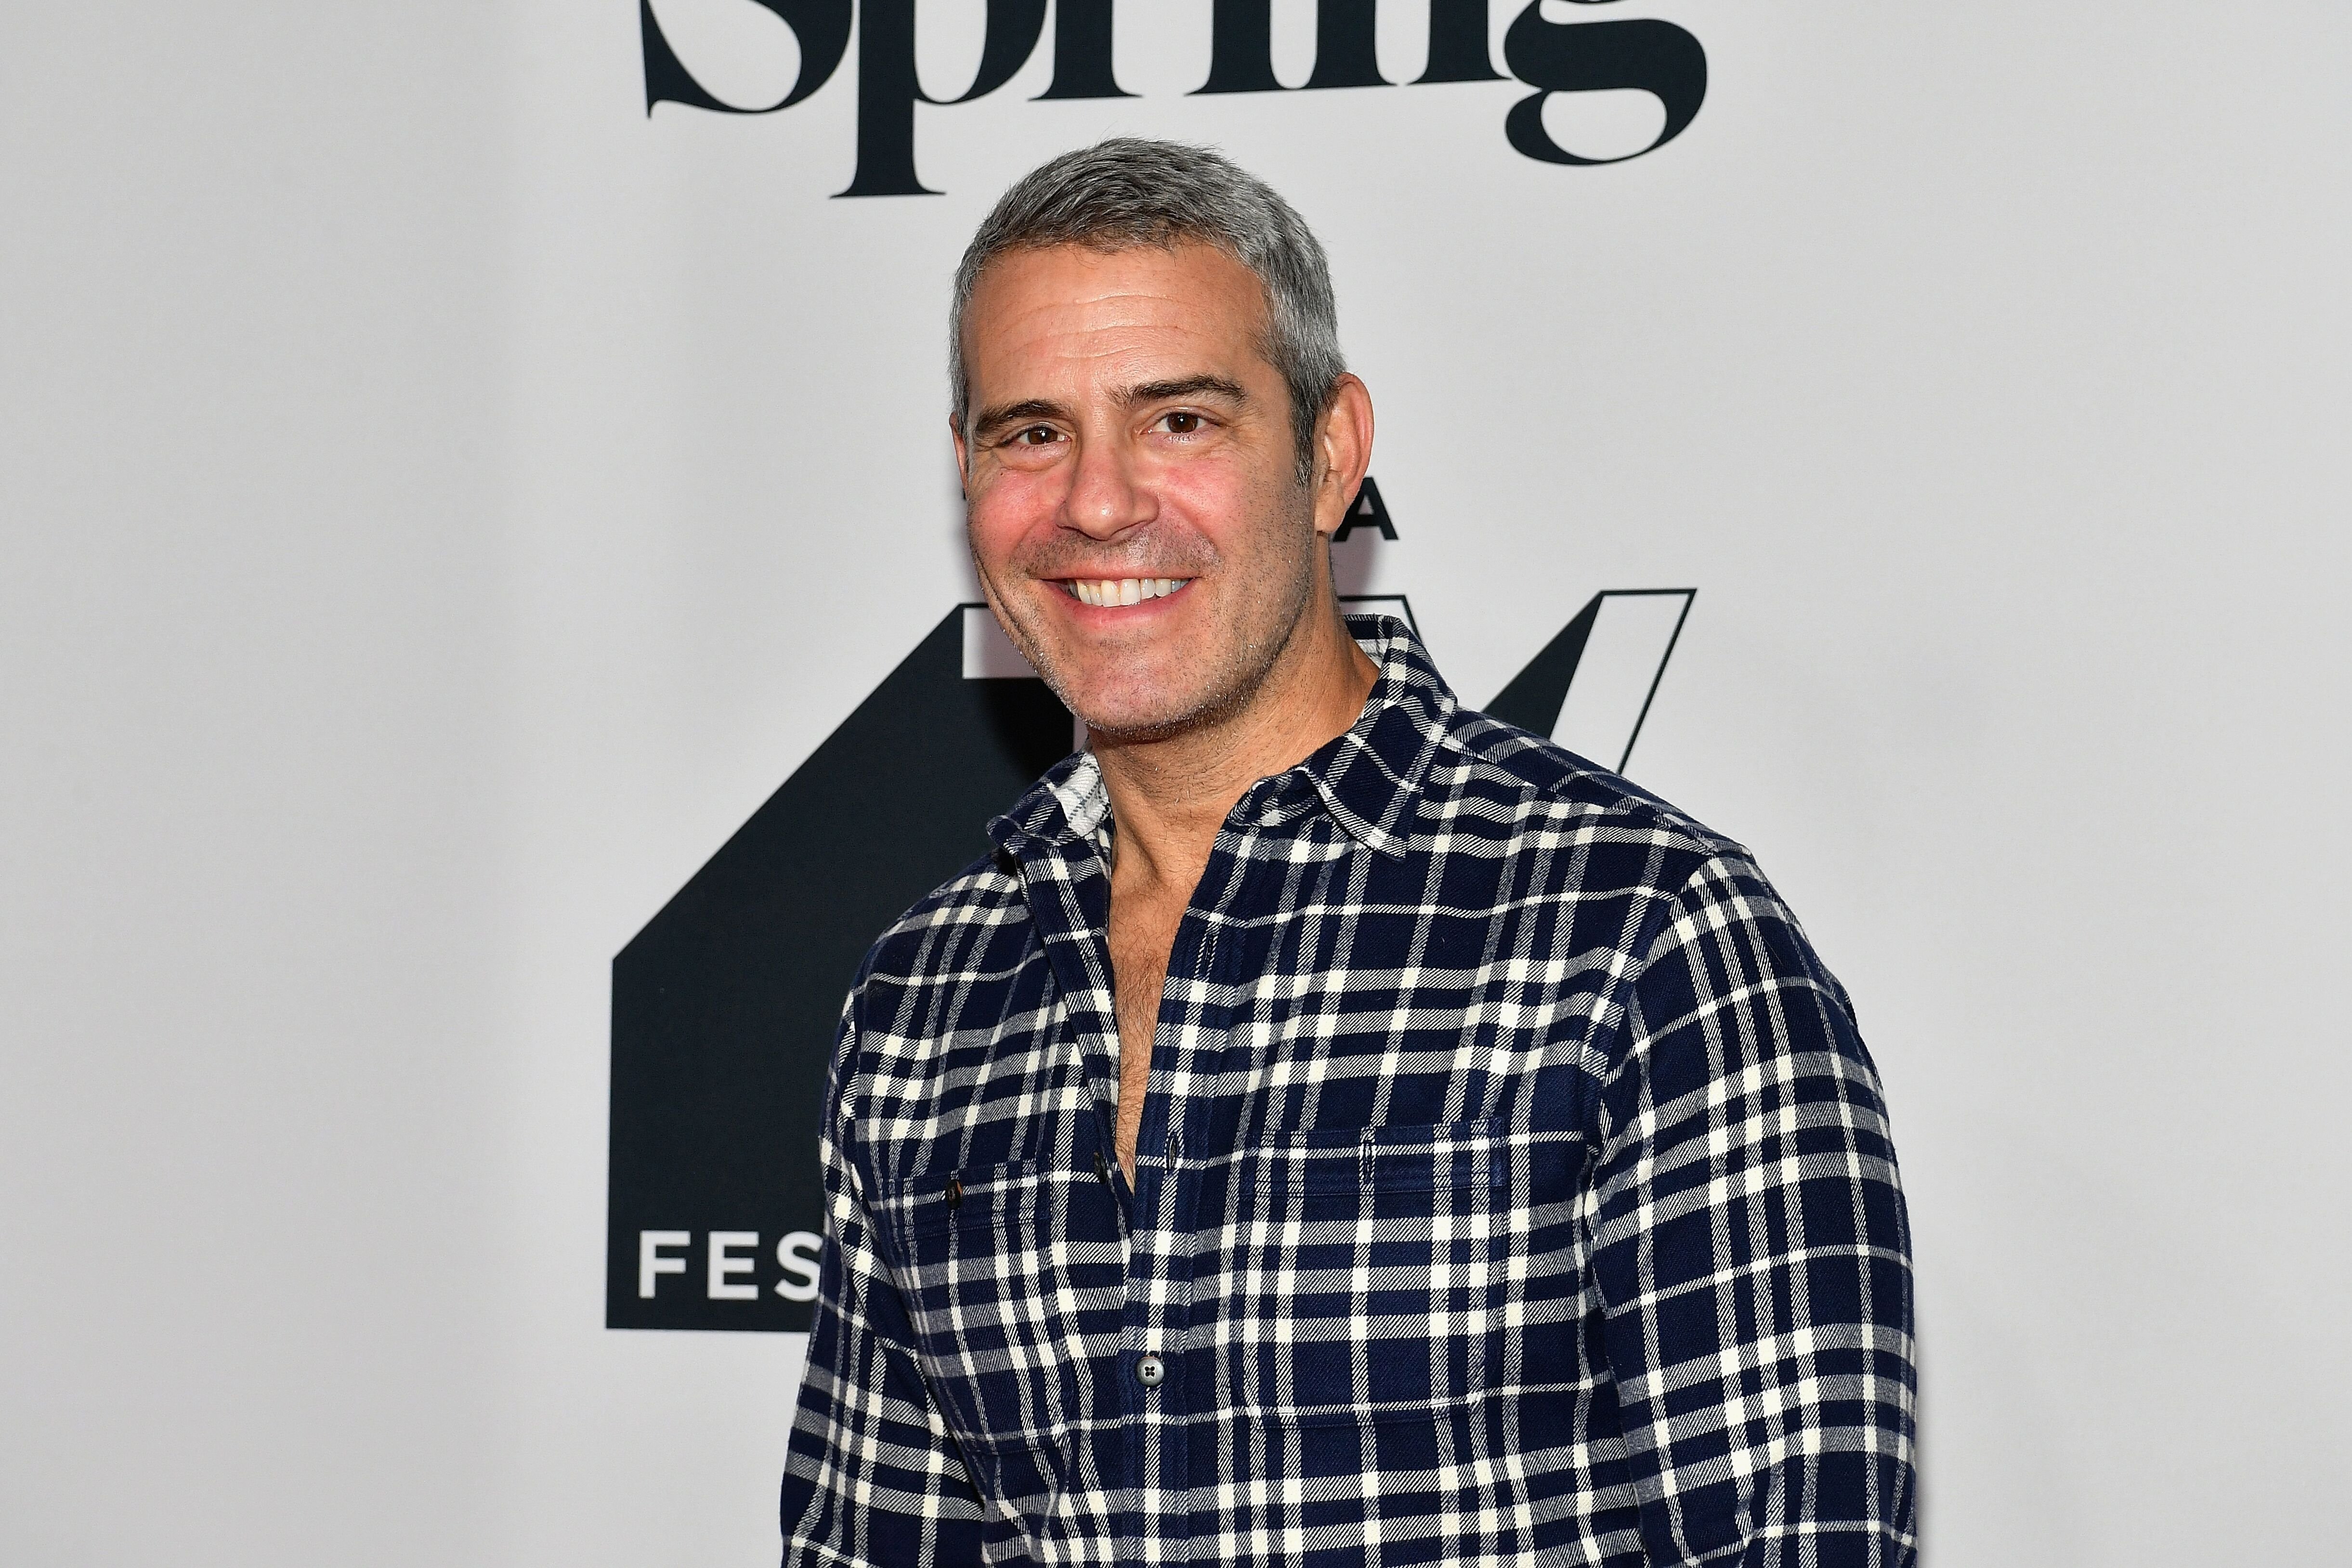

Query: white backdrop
[5,3,2348,1563]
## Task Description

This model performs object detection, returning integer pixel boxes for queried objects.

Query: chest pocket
[881,1162,1089,1499]
[1203,1118,1510,1428]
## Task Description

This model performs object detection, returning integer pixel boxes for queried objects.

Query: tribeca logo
[607,476,1698,1333]
[641,1,1707,196]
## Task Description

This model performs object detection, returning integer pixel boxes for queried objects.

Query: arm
[1588,853,1917,1567]
[779,1009,986,1568]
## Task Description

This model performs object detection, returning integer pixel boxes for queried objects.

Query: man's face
[955,242,1325,738]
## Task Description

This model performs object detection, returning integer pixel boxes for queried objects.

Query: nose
[1058,431,1155,541]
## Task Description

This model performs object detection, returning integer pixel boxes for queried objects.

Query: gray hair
[950,138,1345,481]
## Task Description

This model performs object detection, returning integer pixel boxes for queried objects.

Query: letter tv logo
[607,488,1694,1332]
[641,1,1707,196]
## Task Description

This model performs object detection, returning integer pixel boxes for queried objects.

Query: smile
[1063,577,1191,607]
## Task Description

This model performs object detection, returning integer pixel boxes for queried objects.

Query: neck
[1088,596,1380,894]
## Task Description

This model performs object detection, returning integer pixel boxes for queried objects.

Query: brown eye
[1164,411,1202,434]
[1016,426,1057,445]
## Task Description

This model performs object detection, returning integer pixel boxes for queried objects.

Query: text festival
[642,1,1708,195]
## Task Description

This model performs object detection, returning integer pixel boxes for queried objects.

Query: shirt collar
[989,614,1456,863]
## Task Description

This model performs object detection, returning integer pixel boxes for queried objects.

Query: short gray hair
[950,138,1345,481]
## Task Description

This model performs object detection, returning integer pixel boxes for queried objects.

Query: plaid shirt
[780,617,1916,1567]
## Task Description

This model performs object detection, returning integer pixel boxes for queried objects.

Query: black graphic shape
[640,0,851,116]
[607,607,1071,1331]
[1609,591,1694,773]
[1333,476,1397,542]
[1485,588,1694,771]
[1485,595,1600,737]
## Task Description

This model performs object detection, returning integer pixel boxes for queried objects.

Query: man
[780,139,1915,1566]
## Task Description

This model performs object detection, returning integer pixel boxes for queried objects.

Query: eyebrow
[969,375,1251,440]
[1121,374,1249,406]
[968,397,1068,438]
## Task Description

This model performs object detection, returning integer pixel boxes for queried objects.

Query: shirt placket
[1128,782,1292,1562]
[1015,785,1287,1561]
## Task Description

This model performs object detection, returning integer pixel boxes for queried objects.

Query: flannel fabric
[779,617,1915,1567]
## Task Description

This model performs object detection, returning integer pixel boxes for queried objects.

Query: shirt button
[1134,1353,1166,1389]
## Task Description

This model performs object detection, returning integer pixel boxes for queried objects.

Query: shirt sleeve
[779,1006,987,1568]
[1587,851,1918,1567]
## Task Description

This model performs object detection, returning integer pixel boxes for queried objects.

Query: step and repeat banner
[602,3,1725,1336]
[9,3,2344,1565]
[566,3,2347,1558]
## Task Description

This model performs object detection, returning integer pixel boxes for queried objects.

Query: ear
[949,410,970,489]
[1308,375,1375,540]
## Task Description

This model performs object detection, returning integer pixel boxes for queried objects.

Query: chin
[1043,661,1183,733]
[1066,691,1193,741]
[1065,672,1249,742]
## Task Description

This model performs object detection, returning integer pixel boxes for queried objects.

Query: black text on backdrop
[641,1,1709,195]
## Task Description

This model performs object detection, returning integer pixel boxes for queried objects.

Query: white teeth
[1071,576,1189,605]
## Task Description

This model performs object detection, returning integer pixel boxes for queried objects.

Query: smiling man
[779,140,1916,1568]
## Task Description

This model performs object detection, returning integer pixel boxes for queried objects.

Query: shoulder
[1433,716,1864,1056]
[824,848,1044,1125]
[849,848,1036,1000]
[1426,705,1747,883]
[1435,713,1832,979]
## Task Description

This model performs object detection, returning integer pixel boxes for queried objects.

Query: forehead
[960,242,1273,383]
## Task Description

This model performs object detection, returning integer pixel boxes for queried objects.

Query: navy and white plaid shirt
[780,617,1916,1567]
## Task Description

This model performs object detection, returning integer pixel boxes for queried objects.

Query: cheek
[966,471,1055,570]
[1152,450,1288,559]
